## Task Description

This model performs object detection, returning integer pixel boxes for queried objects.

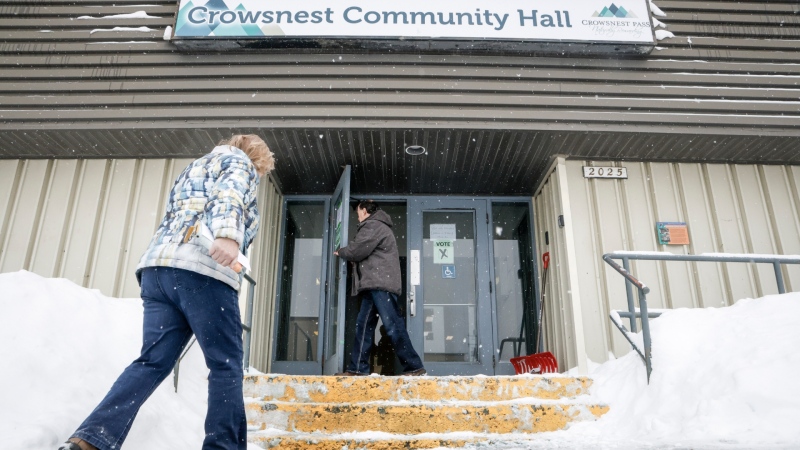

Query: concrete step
[248,432,567,449]
[245,374,608,448]
[243,374,593,403]
[246,400,608,434]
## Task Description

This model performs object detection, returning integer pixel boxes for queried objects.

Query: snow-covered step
[245,375,608,448]
[246,400,608,435]
[248,431,583,449]
[243,374,593,403]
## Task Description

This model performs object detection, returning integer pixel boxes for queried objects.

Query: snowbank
[1,270,799,449]
[0,271,208,450]
[566,292,800,449]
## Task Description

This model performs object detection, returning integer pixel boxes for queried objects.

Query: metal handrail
[173,272,257,392]
[242,272,257,370]
[603,251,800,383]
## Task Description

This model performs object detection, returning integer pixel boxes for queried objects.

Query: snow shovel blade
[510,351,559,375]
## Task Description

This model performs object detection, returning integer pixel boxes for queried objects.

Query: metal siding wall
[29,159,77,278]
[0,158,283,310]
[762,165,800,290]
[536,159,800,367]
[2,1,800,169]
[91,159,137,296]
[533,168,577,371]
[0,160,49,272]
[247,178,284,372]
[704,164,759,303]
[60,160,109,287]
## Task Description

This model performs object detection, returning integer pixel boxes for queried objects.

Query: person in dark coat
[334,200,425,376]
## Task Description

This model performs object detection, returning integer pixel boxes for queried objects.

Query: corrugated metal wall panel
[60,160,109,287]
[29,159,78,278]
[0,158,284,316]
[534,175,571,367]
[533,167,578,371]
[534,159,800,367]
[1,0,799,179]
[0,160,49,272]
[247,178,284,372]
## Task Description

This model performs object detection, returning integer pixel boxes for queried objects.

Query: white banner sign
[174,0,654,44]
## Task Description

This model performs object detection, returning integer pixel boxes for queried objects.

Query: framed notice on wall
[656,222,690,245]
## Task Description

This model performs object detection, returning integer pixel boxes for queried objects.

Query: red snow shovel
[510,252,559,375]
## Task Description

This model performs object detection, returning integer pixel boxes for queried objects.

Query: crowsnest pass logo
[592,3,639,18]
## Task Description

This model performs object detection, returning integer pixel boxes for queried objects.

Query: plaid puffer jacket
[135,145,260,290]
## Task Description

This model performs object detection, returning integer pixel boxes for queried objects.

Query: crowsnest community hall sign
[172,0,656,54]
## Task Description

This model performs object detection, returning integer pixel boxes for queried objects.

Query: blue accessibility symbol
[442,265,456,279]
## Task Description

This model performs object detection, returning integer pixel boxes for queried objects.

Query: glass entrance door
[407,198,494,375]
[323,166,351,374]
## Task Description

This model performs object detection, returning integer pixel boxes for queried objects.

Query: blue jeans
[73,267,246,450]
[347,290,424,374]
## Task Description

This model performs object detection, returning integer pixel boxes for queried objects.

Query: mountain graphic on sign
[592,3,638,18]
[175,0,213,37]
[235,4,264,36]
[203,0,230,31]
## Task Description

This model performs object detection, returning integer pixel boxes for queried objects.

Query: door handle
[409,249,420,317]
[409,285,416,317]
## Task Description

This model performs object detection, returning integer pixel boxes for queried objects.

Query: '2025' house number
[582,166,628,179]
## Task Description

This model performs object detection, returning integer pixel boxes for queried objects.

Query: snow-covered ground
[1,270,799,449]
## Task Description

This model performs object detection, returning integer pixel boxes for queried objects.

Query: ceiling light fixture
[405,145,426,156]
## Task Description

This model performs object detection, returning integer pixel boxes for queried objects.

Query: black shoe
[402,367,426,376]
[333,371,368,376]
[57,442,82,450]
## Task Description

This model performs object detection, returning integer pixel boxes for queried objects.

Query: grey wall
[534,159,800,370]
[1,1,798,196]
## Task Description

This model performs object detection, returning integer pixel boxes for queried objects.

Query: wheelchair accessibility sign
[442,265,456,279]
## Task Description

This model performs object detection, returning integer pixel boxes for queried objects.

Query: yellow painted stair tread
[246,401,609,434]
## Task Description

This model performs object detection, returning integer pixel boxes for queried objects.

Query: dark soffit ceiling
[1,128,798,195]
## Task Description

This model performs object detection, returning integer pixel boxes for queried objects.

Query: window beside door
[492,203,536,362]
[275,201,325,362]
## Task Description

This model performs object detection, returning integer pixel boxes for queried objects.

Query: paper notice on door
[433,240,454,264]
[430,224,456,241]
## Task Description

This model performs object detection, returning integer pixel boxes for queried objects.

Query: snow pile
[0,271,209,450]
[569,292,800,448]
[77,11,158,20]
[1,270,799,449]
[90,26,153,35]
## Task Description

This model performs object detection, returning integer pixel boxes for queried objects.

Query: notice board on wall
[656,222,690,245]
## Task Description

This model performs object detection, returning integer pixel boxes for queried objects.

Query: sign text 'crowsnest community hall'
[172,0,656,54]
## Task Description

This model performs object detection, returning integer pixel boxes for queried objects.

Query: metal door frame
[323,166,351,375]
[270,194,537,376]
[407,197,494,376]
[270,196,331,375]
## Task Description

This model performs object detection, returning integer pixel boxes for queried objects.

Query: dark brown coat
[336,210,401,295]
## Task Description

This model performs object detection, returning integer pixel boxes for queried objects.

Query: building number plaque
[583,166,627,179]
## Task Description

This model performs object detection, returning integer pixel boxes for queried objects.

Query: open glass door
[407,198,494,375]
[322,166,351,374]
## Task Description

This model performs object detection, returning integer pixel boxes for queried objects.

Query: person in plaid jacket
[60,135,274,450]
